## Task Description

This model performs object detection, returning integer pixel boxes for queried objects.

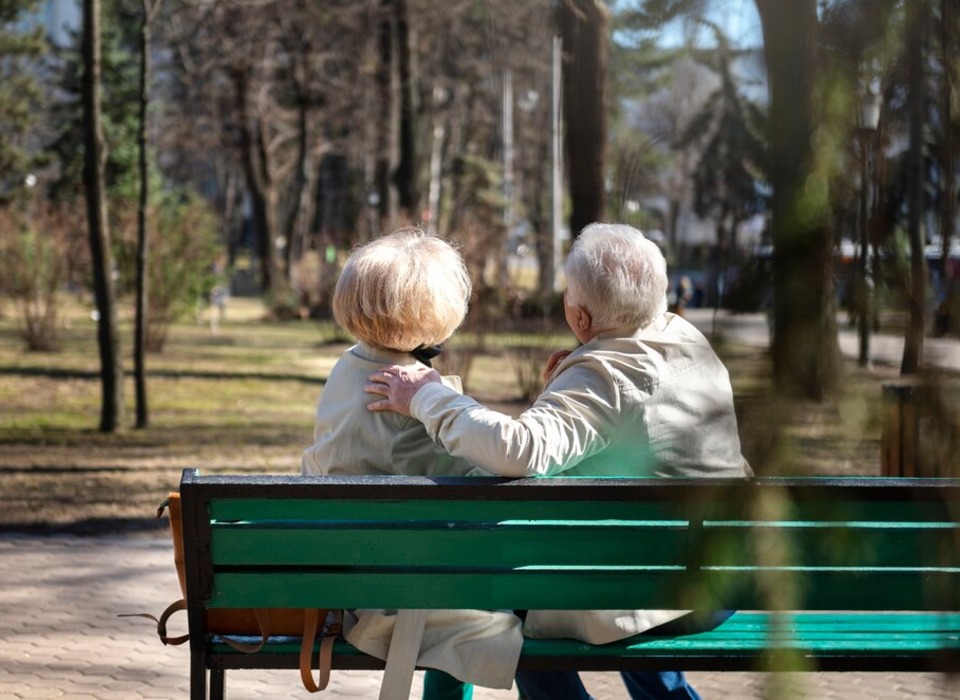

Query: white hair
[564,223,669,329]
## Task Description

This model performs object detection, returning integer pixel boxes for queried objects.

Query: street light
[857,80,882,367]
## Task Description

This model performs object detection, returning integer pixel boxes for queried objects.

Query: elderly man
[367,223,751,700]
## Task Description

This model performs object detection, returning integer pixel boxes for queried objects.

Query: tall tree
[0,0,46,202]
[927,0,959,337]
[756,0,840,399]
[169,0,295,300]
[51,0,141,198]
[374,0,394,229]
[559,0,609,238]
[938,0,956,291]
[680,26,768,307]
[393,0,419,220]
[273,0,324,274]
[232,61,283,298]
[901,0,928,374]
[82,0,125,432]
[609,5,711,253]
[133,0,162,429]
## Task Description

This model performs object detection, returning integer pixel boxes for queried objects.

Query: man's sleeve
[409,364,615,477]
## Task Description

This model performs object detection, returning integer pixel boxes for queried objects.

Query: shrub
[114,191,221,352]
[505,342,553,402]
[434,337,479,393]
[0,202,77,351]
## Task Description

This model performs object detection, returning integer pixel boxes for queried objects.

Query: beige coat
[408,312,752,644]
[302,342,476,478]
[301,343,522,688]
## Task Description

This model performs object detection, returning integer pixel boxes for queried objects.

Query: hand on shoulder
[365,364,441,416]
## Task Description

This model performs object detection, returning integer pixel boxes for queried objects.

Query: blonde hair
[332,228,472,350]
[565,223,669,329]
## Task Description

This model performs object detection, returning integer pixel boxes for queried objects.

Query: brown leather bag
[124,493,341,693]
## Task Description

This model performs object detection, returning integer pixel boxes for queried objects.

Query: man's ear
[575,304,593,333]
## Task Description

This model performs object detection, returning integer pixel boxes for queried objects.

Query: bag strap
[121,602,332,665]
[218,607,273,654]
[131,493,344,693]
[299,609,342,693]
[118,599,190,646]
[378,609,428,700]
[122,603,273,654]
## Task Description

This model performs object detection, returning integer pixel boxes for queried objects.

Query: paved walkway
[2,315,959,699]
[683,309,960,374]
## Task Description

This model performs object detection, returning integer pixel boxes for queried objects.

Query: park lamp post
[857,82,882,367]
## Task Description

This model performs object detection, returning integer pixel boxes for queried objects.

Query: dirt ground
[1,301,957,536]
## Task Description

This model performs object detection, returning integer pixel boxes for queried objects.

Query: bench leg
[210,667,225,700]
[378,609,428,700]
[190,650,207,700]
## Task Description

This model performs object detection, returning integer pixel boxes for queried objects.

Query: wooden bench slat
[209,499,689,522]
[207,522,959,571]
[209,523,692,567]
[207,496,957,524]
[207,613,960,675]
[701,525,960,569]
[207,569,960,611]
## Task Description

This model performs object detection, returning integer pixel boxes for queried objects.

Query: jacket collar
[351,342,419,365]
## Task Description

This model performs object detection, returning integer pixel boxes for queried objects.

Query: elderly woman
[301,228,522,693]
[366,223,751,700]
[303,227,477,477]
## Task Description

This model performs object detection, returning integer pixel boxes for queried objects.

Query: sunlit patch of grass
[2,293,959,530]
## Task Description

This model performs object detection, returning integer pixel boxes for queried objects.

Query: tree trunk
[446,87,477,236]
[392,0,419,220]
[558,0,608,238]
[253,123,280,297]
[222,170,241,269]
[533,110,554,298]
[134,0,159,429]
[374,0,394,230]
[939,0,955,289]
[82,0,125,432]
[667,197,681,259]
[289,134,320,271]
[756,0,839,399]
[902,0,927,374]
[283,54,318,279]
[233,68,279,297]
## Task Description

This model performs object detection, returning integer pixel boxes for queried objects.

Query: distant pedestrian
[673,275,693,316]
[209,258,227,333]
[209,285,226,333]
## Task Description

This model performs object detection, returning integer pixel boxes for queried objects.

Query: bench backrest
[178,469,960,616]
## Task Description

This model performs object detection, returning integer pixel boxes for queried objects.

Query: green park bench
[175,468,960,699]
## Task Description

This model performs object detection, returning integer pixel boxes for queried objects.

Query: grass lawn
[0,295,956,534]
